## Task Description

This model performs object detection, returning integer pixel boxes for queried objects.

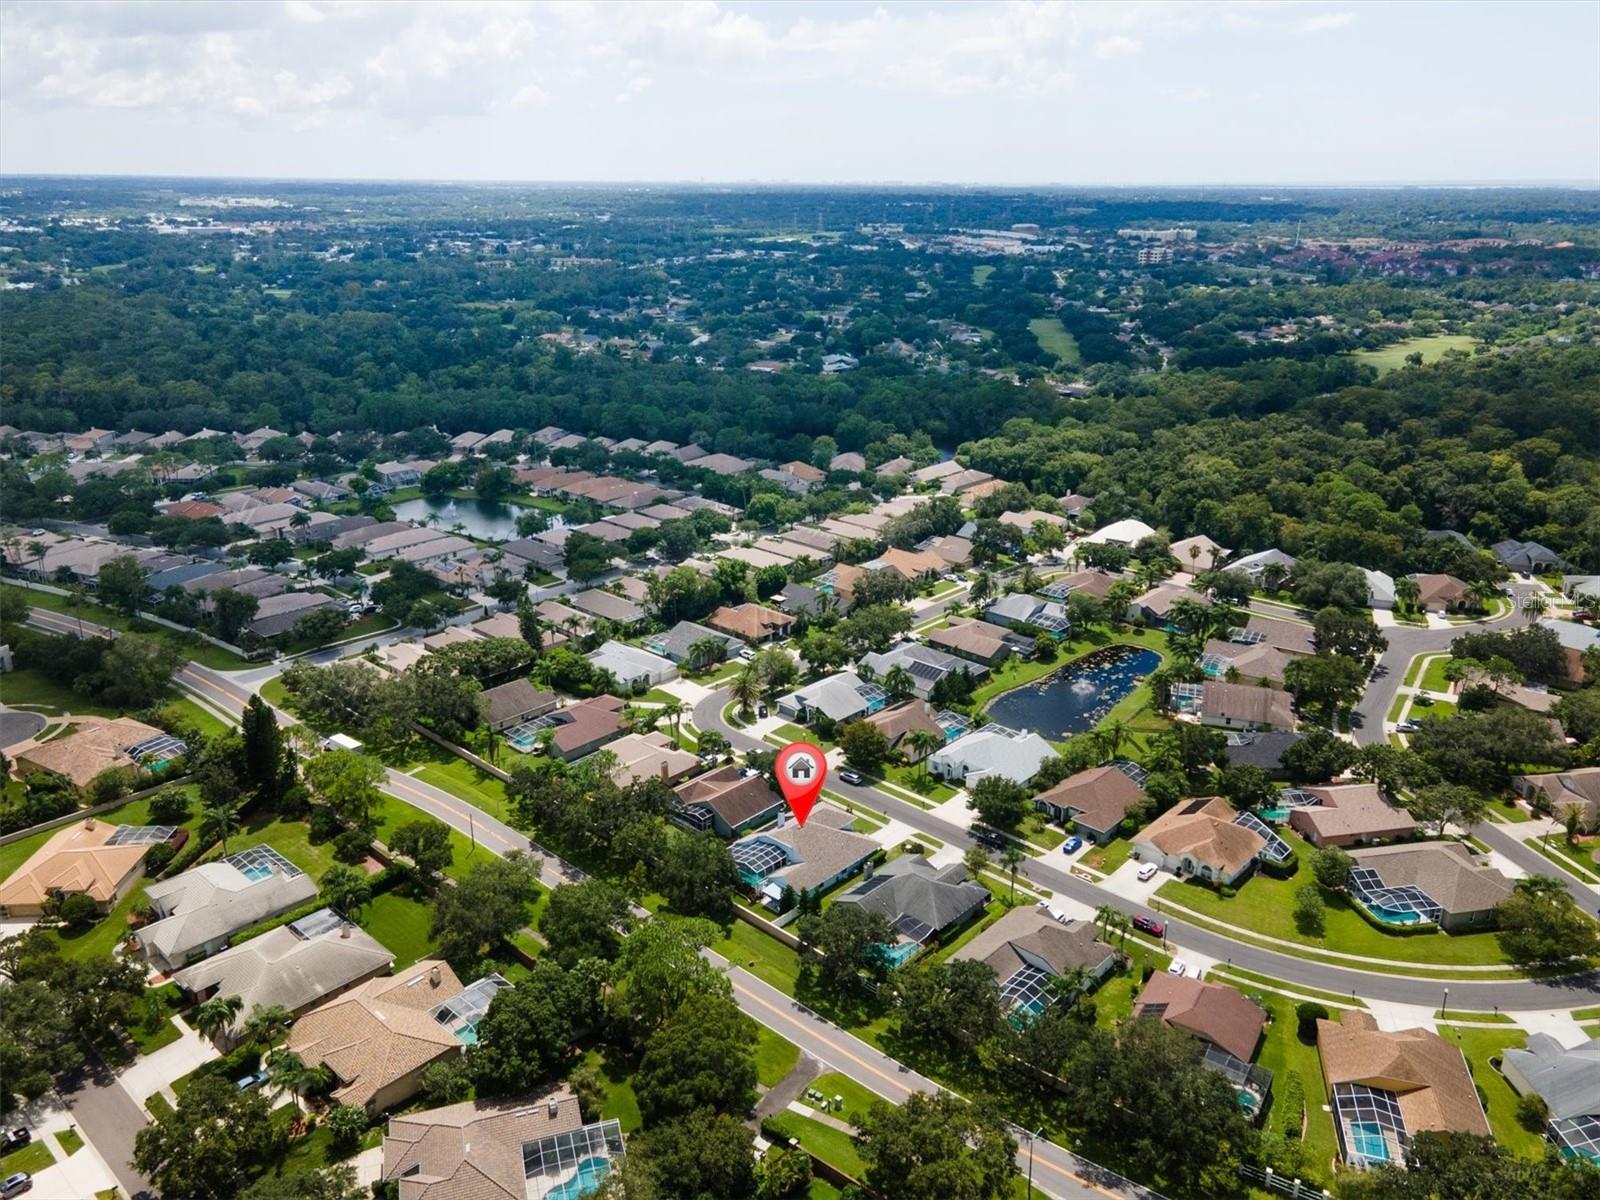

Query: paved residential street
[57,1062,155,1200]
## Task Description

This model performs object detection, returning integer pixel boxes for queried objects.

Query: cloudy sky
[1,0,1595,184]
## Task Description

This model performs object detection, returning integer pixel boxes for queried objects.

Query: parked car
[1063,836,1083,854]
[1132,914,1164,937]
[0,1131,28,1154]
[1136,862,1158,882]
[1396,721,1420,734]
[1167,959,1189,977]
[757,703,769,718]
[1,1174,31,1196]
[838,768,864,786]
[235,1071,270,1092]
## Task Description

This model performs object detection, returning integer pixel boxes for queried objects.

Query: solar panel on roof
[907,660,943,681]
[1110,759,1149,787]
[106,824,177,846]
[893,914,934,943]
[1234,811,1293,864]
[850,874,892,896]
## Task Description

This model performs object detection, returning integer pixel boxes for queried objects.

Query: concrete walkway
[117,1019,218,1106]
[11,1091,123,1200]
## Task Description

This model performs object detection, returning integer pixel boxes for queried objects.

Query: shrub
[1516,1091,1550,1132]
[1295,1002,1329,1044]
[144,842,176,873]
[1293,886,1325,937]
[1276,1070,1306,1139]
[57,891,101,929]
[1219,885,1237,899]
[333,828,372,863]
[326,1103,368,1150]
[148,788,193,825]
[307,804,342,842]
[86,767,138,805]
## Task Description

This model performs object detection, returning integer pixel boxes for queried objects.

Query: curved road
[693,683,1600,1011]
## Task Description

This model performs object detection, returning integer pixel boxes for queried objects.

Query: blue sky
[1,0,1595,184]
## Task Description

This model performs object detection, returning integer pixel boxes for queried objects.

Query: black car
[1131,914,1165,938]
[758,703,769,718]
[0,1130,28,1154]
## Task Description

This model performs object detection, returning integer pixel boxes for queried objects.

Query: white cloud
[1174,86,1211,104]
[1299,12,1355,34]
[1094,35,1142,59]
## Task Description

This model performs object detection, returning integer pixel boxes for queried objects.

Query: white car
[1167,959,1188,977]
[1136,862,1158,882]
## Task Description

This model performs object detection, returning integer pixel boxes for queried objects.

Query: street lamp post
[1441,987,1449,1023]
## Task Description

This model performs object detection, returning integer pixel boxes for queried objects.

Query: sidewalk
[12,1092,122,1200]
[117,1018,219,1106]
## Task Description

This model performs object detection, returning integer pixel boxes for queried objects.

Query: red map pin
[774,741,826,827]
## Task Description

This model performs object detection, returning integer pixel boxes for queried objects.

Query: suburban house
[953,906,1117,1016]
[1287,783,1419,848]
[568,589,647,626]
[1345,842,1514,932]
[1363,568,1397,610]
[382,1087,626,1200]
[1129,583,1211,627]
[1316,1010,1489,1168]
[1492,539,1569,574]
[1408,573,1472,613]
[587,640,676,689]
[372,459,435,489]
[11,716,177,788]
[0,819,173,917]
[1514,768,1600,831]
[1199,638,1297,686]
[776,581,852,618]
[1077,518,1156,551]
[604,732,698,786]
[927,725,1055,788]
[478,680,559,731]
[859,642,986,700]
[1040,569,1120,601]
[673,766,784,838]
[920,534,973,569]
[834,856,989,953]
[545,696,630,761]
[1562,574,1600,605]
[706,603,796,644]
[1033,764,1146,844]
[642,620,743,665]
[984,593,1071,638]
[926,618,1020,666]
[729,807,879,906]
[867,546,947,582]
[170,908,393,1016]
[777,671,887,725]
[864,700,952,761]
[1133,796,1267,887]
[1170,534,1230,572]
[1191,680,1298,733]
[1219,730,1303,777]
[1230,548,1298,584]
[136,846,319,974]
[1538,618,1600,684]
[1132,974,1271,1113]
[290,962,510,1113]
[1502,1035,1600,1165]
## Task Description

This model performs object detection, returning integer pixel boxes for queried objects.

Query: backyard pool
[985,645,1162,740]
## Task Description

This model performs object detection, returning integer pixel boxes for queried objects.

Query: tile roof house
[1129,583,1212,626]
[587,640,676,689]
[1195,680,1298,733]
[1288,783,1419,848]
[864,701,948,760]
[569,589,646,626]
[0,818,168,917]
[685,452,754,477]
[1046,569,1120,601]
[1346,842,1514,931]
[1316,1009,1489,1167]
[1034,765,1145,844]
[1514,768,1600,831]
[604,732,698,787]
[477,680,559,731]
[1501,1034,1600,1164]
[926,618,1018,666]
[952,905,1117,1013]
[546,696,629,761]
[1133,973,1266,1064]
[170,908,393,1016]
[1538,618,1600,684]
[1230,549,1298,583]
[674,766,784,838]
[1169,534,1230,572]
[289,960,481,1113]
[732,808,878,901]
[777,671,884,725]
[927,725,1055,788]
[1492,539,1569,574]
[12,716,170,789]
[1134,796,1266,887]
[920,534,973,568]
[1408,573,1472,613]
[836,856,988,948]
[830,451,867,473]
[775,582,852,619]
[868,546,947,581]
[983,593,1070,637]
[706,603,795,644]
[137,849,319,973]
[1200,638,1297,686]
[382,1088,625,1200]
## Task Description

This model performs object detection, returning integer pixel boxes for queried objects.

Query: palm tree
[1095,903,1120,943]
[1394,575,1420,614]
[657,698,685,741]
[289,511,311,531]
[199,800,241,855]
[1521,593,1549,624]
[906,728,942,782]
[193,994,243,1042]
[729,665,760,719]
[1017,564,1039,596]
[688,637,727,672]
[1094,719,1128,763]
[1261,562,1288,595]
[239,1004,294,1048]
[1002,845,1025,904]
[970,570,995,605]
[883,664,916,700]
[1047,964,1095,1007]
[266,1047,333,1106]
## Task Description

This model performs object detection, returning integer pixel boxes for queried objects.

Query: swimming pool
[241,864,273,883]
[984,645,1162,740]
[1347,1121,1393,1163]
[1363,903,1429,927]
[544,1156,612,1200]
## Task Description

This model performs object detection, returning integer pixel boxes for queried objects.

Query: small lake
[390,496,557,542]
[984,645,1162,740]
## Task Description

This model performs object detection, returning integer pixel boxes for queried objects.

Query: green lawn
[756,1026,801,1088]
[227,814,338,880]
[1154,830,1514,968]
[1027,317,1081,366]
[1420,655,1455,693]
[161,696,233,739]
[368,790,502,881]
[714,919,805,994]
[1486,796,1531,823]
[0,1141,54,1176]
[1446,1027,1544,1158]
[1253,994,1338,1180]
[878,761,955,803]
[413,759,514,823]
[1352,334,1478,374]
[5,584,247,669]
[54,1128,84,1157]
[1527,835,1600,883]
[259,675,291,710]
[1091,964,1149,1031]
[0,667,126,716]
[766,1112,864,1179]
[804,1071,885,1124]
[362,890,439,969]
[576,1046,643,1132]
[1081,838,1133,876]
[145,1091,176,1122]
[1,784,204,883]
[972,265,994,287]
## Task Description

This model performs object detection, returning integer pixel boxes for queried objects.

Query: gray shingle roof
[836,856,987,939]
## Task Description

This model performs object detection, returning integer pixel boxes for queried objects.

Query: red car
[1132,914,1164,938]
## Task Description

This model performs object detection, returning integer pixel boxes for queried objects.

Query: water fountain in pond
[985,645,1164,741]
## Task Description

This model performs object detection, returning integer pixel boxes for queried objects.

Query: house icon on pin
[788,756,814,780]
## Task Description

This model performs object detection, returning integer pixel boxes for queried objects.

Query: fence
[0,775,194,846]
[8,576,254,658]
[1238,1164,1331,1199]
